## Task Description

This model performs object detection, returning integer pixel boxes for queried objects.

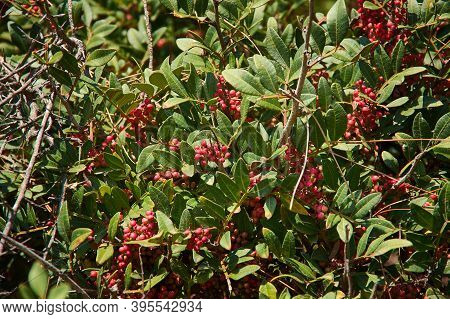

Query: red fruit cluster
[345,80,386,140]
[184,228,212,251]
[384,283,424,299]
[126,98,155,126]
[370,175,409,195]
[248,197,264,223]
[285,146,327,218]
[311,70,329,88]
[99,211,160,295]
[22,1,42,16]
[354,0,409,48]
[227,222,249,250]
[194,140,231,167]
[152,168,183,182]
[249,170,261,188]
[211,75,242,120]
[146,273,182,299]
[168,138,181,152]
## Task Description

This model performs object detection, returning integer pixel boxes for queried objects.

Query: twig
[0,67,46,106]
[213,0,227,54]
[0,93,54,254]
[343,225,353,298]
[67,0,75,33]
[290,120,310,210]
[143,0,154,70]
[0,232,91,298]
[280,0,314,145]
[43,174,67,260]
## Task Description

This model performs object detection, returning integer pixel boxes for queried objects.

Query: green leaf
[438,182,449,219]
[136,145,159,173]
[353,193,382,219]
[285,258,315,280]
[96,243,114,265]
[356,226,373,257]
[391,40,405,73]
[433,113,450,140]
[374,46,392,80]
[318,77,332,110]
[263,196,277,219]
[253,55,278,93]
[337,219,353,243]
[371,239,413,257]
[108,212,121,241]
[161,58,189,97]
[363,1,381,9]
[86,49,116,67]
[262,227,282,258]
[69,228,92,251]
[229,265,260,280]
[28,262,49,299]
[382,151,399,173]
[156,211,176,234]
[411,202,435,231]
[222,69,265,96]
[47,284,70,299]
[259,281,277,299]
[57,201,71,243]
[154,150,182,170]
[148,186,170,214]
[265,28,290,67]
[282,230,295,259]
[386,97,409,108]
[220,231,232,250]
[358,60,378,88]
[217,173,240,202]
[233,159,250,192]
[327,0,349,46]
[412,112,432,150]
[326,103,347,141]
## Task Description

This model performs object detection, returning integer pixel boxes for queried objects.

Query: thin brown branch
[280,0,315,145]
[0,232,91,298]
[213,0,227,56]
[0,92,54,254]
[143,0,154,70]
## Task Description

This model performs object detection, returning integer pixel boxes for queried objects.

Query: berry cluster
[211,75,242,120]
[226,222,249,251]
[384,283,424,299]
[99,211,159,293]
[184,227,212,251]
[370,175,409,195]
[248,170,262,188]
[146,272,182,299]
[168,138,181,152]
[310,70,329,88]
[125,98,155,126]
[354,0,409,48]
[285,147,329,219]
[22,0,42,16]
[247,197,264,223]
[194,140,231,167]
[345,80,386,140]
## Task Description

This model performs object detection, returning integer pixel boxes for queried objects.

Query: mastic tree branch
[280,0,315,145]
[0,93,54,254]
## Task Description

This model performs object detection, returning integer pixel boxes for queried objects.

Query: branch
[143,0,154,70]
[289,120,310,210]
[0,232,91,299]
[67,0,75,33]
[280,0,314,145]
[0,93,54,254]
[213,0,227,54]
[0,67,46,106]
[43,174,67,260]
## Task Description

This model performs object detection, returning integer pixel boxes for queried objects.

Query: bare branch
[143,0,154,70]
[280,0,315,145]
[0,232,91,299]
[0,92,54,254]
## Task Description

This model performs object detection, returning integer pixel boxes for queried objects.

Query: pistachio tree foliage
[0,0,448,299]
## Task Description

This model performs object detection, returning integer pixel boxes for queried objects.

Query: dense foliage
[0,0,449,299]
